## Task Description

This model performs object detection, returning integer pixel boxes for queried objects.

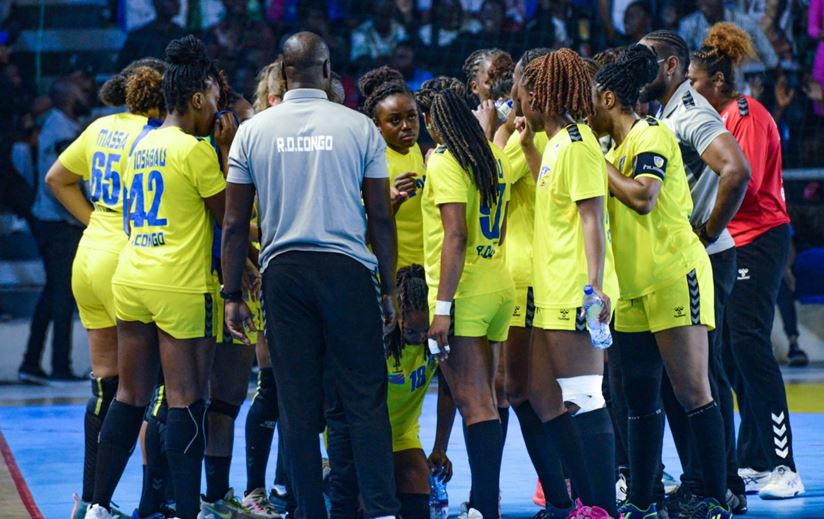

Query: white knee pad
[557,375,606,415]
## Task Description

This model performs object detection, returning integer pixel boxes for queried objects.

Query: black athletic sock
[573,408,617,516]
[543,412,592,507]
[513,402,571,509]
[83,376,118,502]
[627,409,664,509]
[92,400,146,510]
[465,420,503,519]
[246,368,277,494]
[398,493,429,519]
[205,455,231,503]
[498,406,510,456]
[138,412,168,517]
[687,401,727,503]
[166,401,207,519]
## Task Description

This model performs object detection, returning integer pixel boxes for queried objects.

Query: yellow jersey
[502,131,549,289]
[421,143,513,298]
[113,126,226,294]
[533,123,619,308]
[58,112,150,253]
[387,144,426,269]
[606,116,707,299]
[386,344,436,445]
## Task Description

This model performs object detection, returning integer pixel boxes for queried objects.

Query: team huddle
[46,19,801,519]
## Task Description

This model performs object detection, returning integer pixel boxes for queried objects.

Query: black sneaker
[666,484,701,519]
[787,345,809,367]
[18,366,49,385]
[726,489,748,515]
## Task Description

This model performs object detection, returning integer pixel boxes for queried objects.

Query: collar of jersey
[283,88,329,102]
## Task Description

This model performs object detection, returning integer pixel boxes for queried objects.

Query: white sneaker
[242,488,282,518]
[759,465,806,499]
[738,467,770,494]
[84,504,114,519]
[457,503,483,519]
[615,473,628,505]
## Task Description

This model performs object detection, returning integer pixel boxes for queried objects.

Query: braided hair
[487,52,515,101]
[593,47,625,68]
[414,76,466,113]
[99,58,166,107]
[423,89,500,207]
[594,44,659,108]
[693,22,755,97]
[643,30,690,73]
[517,48,552,69]
[124,66,165,117]
[162,35,225,115]
[385,264,429,365]
[463,48,506,95]
[522,48,593,121]
[358,66,414,118]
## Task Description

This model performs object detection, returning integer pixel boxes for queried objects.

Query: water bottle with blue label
[429,472,449,519]
[583,285,612,349]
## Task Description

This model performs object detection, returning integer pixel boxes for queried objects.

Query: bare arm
[515,117,542,178]
[221,182,255,343]
[700,133,751,240]
[45,162,92,225]
[428,369,456,482]
[606,162,663,215]
[427,203,467,350]
[363,177,398,297]
[203,189,226,228]
[578,196,611,322]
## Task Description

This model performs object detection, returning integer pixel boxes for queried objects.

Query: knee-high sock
[627,409,665,509]
[688,401,727,503]
[83,376,118,502]
[398,493,429,519]
[573,408,617,516]
[513,402,571,509]
[138,410,168,517]
[246,368,278,494]
[465,420,503,518]
[543,412,592,506]
[92,401,146,510]
[166,401,207,519]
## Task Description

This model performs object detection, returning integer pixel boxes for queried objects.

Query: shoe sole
[759,489,805,500]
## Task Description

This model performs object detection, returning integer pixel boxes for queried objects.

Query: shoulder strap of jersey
[682,90,696,108]
[645,115,659,126]
[737,96,750,117]
[565,124,583,142]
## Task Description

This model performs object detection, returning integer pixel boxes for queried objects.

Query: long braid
[429,90,499,207]
[643,30,690,73]
[386,265,429,366]
[594,44,659,108]
[415,76,466,113]
[523,48,593,121]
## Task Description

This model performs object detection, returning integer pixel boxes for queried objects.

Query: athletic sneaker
[662,472,680,496]
[616,474,628,507]
[268,486,289,514]
[72,494,89,519]
[198,488,260,518]
[242,488,282,518]
[566,499,612,518]
[737,468,770,495]
[692,498,732,519]
[618,502,658,518]
[786,344,809,368]
[725,489,747,515]
[534,479,547,507]
[457,502,484,519]
[18,366,49,385]
[758,466,805,499]
[85,504,115,519]
[665,484,700,518]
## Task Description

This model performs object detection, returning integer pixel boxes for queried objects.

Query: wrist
[698,223,720,244]
[434,300,452,316]
[220,285,243,302]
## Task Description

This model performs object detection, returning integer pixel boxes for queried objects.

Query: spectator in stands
[116,0,185,70]
[809,0,824,116]
[350,0,408,68]
[390,41,433,92]
[202,0,276,83]
[679,0,778,71]
[394,0,426,41]
[20,76,90,384]
[523,0,563,50]
[622,1,653,43]
[418,0,470,48]
[598,0,636,45]
[297,2,349,72]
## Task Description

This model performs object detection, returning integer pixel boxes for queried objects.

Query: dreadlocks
[517,48,553,69]
[162,35,225,115]
[358,66,414,118]
[463,48,506,95]
[522,48,593,121]
[424,89,500,208]
[415,76,466,113]
[643,30,690,73]
[594,44,659,108]
[385,264,429,366]
[693,22,756,97]
[487,52,516,101]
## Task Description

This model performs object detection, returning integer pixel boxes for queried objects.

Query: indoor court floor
[1,367,822,519]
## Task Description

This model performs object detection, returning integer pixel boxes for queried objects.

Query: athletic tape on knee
[207,399,241,420]
[87,376,119,417]
[558,375,606,415]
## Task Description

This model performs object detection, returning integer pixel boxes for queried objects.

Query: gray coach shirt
[226,88,388,273]
[658,81,734,255]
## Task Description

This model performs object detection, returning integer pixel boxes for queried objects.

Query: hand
[381,294,397,335]
[515,116,534,147]
[775,76,796,110]
[428,314,451,360]
[473,99,498,140]
[214,111,239,151]
[802,80,824,102]
[225,300,255,345]
[428,449,453,483]
[393,171,418,203]
[242,258,261,299]
[592,286,611,324]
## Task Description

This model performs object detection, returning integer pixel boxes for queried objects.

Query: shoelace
[248,495,278,515]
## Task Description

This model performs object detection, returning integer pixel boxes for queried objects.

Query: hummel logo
[673,306,686,318]
[513,305,522,317]
[738,268,751,280]
[559,309,570,321]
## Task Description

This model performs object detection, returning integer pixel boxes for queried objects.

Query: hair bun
[620,44,659,90]
[703,22,756,66]
[358,66,404,99]
[165,35,208,66]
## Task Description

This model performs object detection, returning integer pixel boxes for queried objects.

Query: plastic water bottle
[429,472,449,519]
[495,98,513,122]
[583,285,612,349]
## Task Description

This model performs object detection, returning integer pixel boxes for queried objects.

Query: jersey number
[409,366,426,392]
[128,170,167,227]
[90,152,121,205]
[479,183,506,240]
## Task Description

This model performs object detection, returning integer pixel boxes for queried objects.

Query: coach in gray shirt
[637,31,752,508]
[221,32,399,519]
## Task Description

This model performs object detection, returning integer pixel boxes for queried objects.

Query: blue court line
[1,395,823,518]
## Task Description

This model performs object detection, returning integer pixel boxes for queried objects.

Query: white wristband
[434,300,452,316]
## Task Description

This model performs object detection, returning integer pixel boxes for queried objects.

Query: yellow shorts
[72,246,120,329]
[534,305,587,331]
[113,284,224,341]
[431,287,515,343]
[510,286,535,328]
[615,257,715,334]
[391,422,423,452]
